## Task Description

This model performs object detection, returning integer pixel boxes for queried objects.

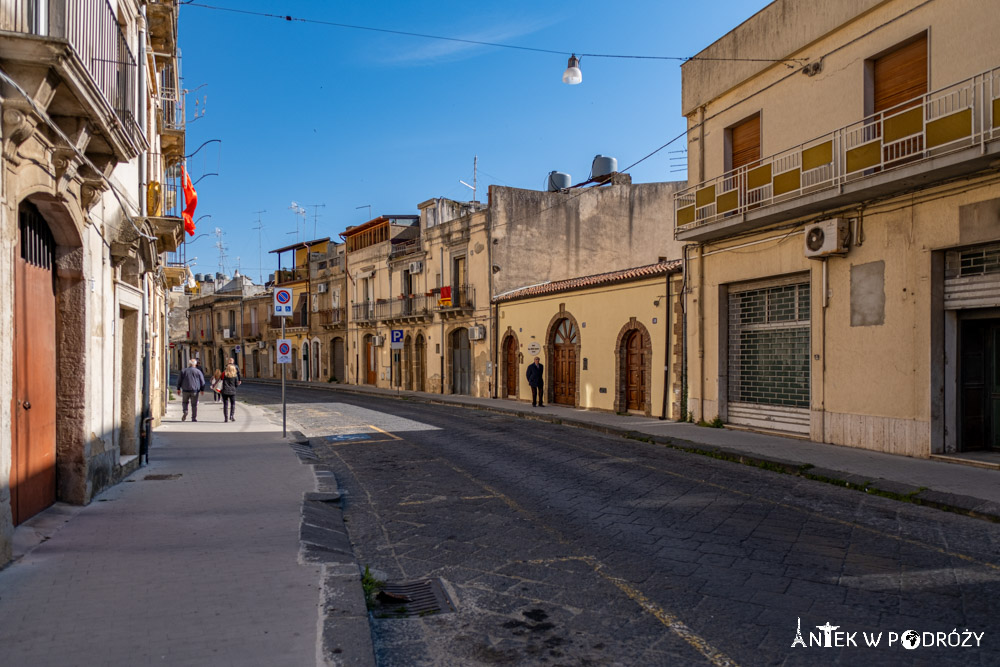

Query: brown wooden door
[730,114,760,171]
[505,337,518,397]
[552,319,578,406]
[365,336,377,384]
[415,335,425,391]
[625,331,645,411]
[12,203,57,525]
[874,34,927,114]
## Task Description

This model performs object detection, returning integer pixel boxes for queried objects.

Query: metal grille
[19,203,55,270]
[728,282,810,408]
[957,243,1000,277]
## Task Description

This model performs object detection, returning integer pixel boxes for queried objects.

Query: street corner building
[676,0,1000,455]
[0,0,186,565]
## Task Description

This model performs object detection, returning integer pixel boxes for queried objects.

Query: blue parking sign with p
[390,329,404,349]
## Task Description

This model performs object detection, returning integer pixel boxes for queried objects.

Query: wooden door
[415,335,425,392]
[333,337,345,382]
[552,319,578,406]
[365,336,377,384]
[12,203,57,525]
[874,34,927,114]
[730,114,760,171]
[403,336,413,390]
[451,328,471,395]
[625,330,645,411]
[505,336,518,398]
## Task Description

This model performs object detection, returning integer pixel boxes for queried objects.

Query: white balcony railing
[675,65,1000,234]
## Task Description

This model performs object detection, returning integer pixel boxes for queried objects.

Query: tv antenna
[252,210,266,284]
[356,204,372,220]
[289,201,306,242]
[213,227,228,277]
[306,203,326,239]
[459,155,478,203]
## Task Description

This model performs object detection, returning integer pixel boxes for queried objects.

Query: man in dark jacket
[525,356,544,407]
[177,358,206,422]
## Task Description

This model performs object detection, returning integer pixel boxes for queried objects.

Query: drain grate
[143,473,181,481]
[375,579,456,618]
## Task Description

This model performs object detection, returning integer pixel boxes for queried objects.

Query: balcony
[274,268,309,284]
[316,307,345,329]
[157,85,184,160]
[389,238,422,259]
[243,322,264,341]
[0,0,144,158]
[377,295,432,323]
[675,66,1000,242]
[352,302,376,325]
[146,0,178,54]
[269,312,308,331]
[437,284,475,318]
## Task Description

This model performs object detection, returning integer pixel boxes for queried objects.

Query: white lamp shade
[562,55,582,85]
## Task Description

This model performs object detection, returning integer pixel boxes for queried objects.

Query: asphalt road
[240,383,1000,666]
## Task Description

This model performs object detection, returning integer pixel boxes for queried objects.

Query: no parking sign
[277,339,292,364]
[273,288,293,316]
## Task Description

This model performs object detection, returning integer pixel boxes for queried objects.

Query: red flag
[181,165,198,235]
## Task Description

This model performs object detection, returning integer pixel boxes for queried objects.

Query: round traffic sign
[276,289,291,304]
[278,342,290,355]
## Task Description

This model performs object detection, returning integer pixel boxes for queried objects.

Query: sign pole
[281,316,286,437]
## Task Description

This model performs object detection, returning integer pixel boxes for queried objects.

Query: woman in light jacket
[220,359,241,422]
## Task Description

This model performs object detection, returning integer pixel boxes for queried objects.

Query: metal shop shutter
[945,243,1000,310]
[728,279,811,434]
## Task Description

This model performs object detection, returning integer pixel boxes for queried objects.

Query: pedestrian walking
[177,358,205,422]
[210,369,224,402]
[526,356,544,407]
[221,358,242,422]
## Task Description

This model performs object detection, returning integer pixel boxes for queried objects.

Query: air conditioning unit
[408,260,424,274]
[257,341,266,349]
[803,218,849,259]
[469,325,486,341]
[372,335,385,347]
[317,282,328,293]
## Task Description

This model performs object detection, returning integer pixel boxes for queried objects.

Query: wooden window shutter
[873,34,927,113]
[730,114,760,170]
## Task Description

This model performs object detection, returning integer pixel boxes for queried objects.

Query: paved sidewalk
[0,395,326,666]
[251,378,1000,522]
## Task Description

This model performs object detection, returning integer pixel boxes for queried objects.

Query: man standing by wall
[526,356,544,407]
[177,358,206,422]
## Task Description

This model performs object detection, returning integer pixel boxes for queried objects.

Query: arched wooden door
[364,335,377,384]
[625,330,646,411]
[404,335,413,390]
[552,318,578,405]
[451,328,471,395]
[12,202,57,525]
[504,336,518,398]
[415,334,425,391]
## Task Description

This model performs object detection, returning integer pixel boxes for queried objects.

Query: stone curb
[287,432,376,667]
[256,379,1000,526]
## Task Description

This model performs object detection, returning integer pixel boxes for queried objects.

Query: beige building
[310,242,348,382]
[494,262,683,417]
[0,0,185,563]
[676,0,1000,455]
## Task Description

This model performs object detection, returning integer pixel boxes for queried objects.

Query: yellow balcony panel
[802,141,833,171]
[716,190,739,214]
[883,107,923,143]
[927,109,972,148]
[677,205,696,227]
[695,185,716,208]
[773,168,801,196]
[747,164,772,190]
[846,141,881,173]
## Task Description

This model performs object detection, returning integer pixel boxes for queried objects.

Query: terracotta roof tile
[493,260,682,303]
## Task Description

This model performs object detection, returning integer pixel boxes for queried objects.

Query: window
[871,33,927,115]
[728,114,760,172]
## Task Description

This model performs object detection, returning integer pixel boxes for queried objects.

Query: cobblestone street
[245,384,1000,666]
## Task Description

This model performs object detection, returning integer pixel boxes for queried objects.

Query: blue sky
[178,1,771,282]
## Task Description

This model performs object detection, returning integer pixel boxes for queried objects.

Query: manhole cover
[143,474,181,481]
[375,579,456,618]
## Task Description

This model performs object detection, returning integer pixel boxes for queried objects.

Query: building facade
[676,0,1000,455]
[0,0,185,564]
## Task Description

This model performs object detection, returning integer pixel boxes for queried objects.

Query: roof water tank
[215,272,224,281]
[194,273,204,283]
[547,171,572,191]
[591,155,617,179]
[268,273,275,284]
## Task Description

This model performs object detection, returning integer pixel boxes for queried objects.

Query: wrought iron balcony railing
[389,238,421,258]
[315,308,345,327]
[269,312,307,329]
[376,295,430,320]
[1,0,142,147]
[675,65,1000,236]
[352,302,376,323]
[437,284,475,311]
